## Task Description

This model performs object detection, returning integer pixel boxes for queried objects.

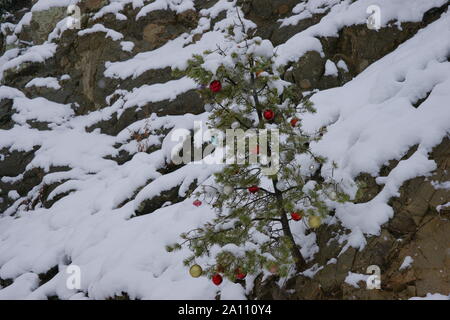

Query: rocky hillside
[0,0,449,299]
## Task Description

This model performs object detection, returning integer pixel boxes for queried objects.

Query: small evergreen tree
[169,15,349,282]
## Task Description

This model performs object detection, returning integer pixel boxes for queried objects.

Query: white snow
[136,0,195,19]
[399,256,414,271]
[92,0,143,21]
[25,77,61,90]
[279,0,341,27]
[123,77,197,109]
[48,16,76,43]
[337,59,349,72]
[302,11,450,242]
[32,0,79,12]
[344,272,369,288]
[11,12,32,36]
[8,191,20,200]
[120,41,135,52]
[78,24,124,41]
[0,273,39,299]
[324,59,338,77]
[437,202,450,213]
[0,85,25,100]
[1,174,23,184]
[248,39,274,59]
[431,181,450,190]
[104,3,254,80]
[105,31,228,80]
[12,97,74,125]
[0,0,449,300]
[0,43,57,81]
[410,293,450,300]
[301,264,323,278]
[274,0,448,67]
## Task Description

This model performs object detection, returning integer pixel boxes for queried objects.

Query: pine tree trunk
[273,178,307,271]
[249,64,306,271]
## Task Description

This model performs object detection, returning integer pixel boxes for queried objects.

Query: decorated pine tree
[168,16,349,284]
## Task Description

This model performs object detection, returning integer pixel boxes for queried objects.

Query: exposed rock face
[85,0,106,12]
[140,9,197,47]
[0,0,448,299]
[29,7,67,45]
[284,4,449,94]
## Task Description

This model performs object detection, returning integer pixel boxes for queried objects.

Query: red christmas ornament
[235,269,246,280]
[212,274,223,286]
[291,212,302,221]
[193,200,202,207]
[290,117,299,127]
[263,109,275,121]
[248,186,260,193]
[209,80,222,93]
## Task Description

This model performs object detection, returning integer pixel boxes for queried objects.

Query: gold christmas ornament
[189,264,203,278]
[308,216,322,229]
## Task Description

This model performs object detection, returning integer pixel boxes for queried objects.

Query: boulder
[29,7,67,44]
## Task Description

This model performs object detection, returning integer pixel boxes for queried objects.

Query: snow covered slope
[0,0,449,299]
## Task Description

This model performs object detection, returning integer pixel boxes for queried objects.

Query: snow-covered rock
[0,0,448,300]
